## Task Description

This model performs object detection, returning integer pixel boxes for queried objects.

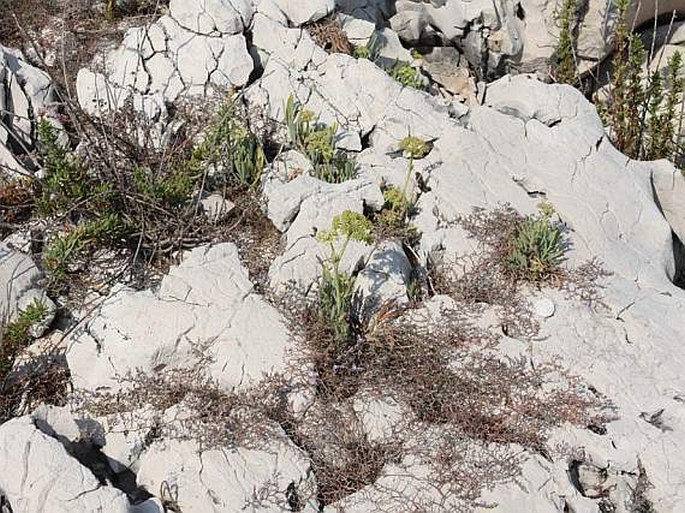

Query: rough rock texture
[66,244,294,392]
[652,162,685,243]
[76,8,253,115]
[4,1,685,511]
[136,437,318,513]
[0,45,58,176]
[0,416,131,513]
[0,242,54,332]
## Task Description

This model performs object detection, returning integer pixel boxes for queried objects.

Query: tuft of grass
[189,98,265,191]
[284,95,357,183]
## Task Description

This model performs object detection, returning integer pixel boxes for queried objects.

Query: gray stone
[169,0,254,35]
[652,163,685,244]
[0,242,55,335]
[272,0,335,26]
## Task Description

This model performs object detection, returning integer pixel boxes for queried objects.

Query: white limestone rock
[76,69,131,116]
[266,177,383,291]
[169,0,254,35]
[136,437,319,513]
[0,45,58,176]
[652,163,685,243]
[0,242,55,335]
[354,241,413,313]
[271,0,335,26]
[66,243,294,392]
[0,416,131,513]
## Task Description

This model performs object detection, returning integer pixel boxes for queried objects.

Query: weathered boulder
[76,12,253,115]
[0,45,58,177]
[66,243,295,392]
[0,416,131,513]
[652,163,685,243]
[136,437,319,512]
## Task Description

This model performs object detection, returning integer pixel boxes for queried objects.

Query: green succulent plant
[506,215,565,281]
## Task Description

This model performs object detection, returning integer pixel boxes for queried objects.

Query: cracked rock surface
[3,1,685,513]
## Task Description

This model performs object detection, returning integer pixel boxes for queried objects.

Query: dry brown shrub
[307,16,354,55]
[0,356,70,425]
[74,366,287,452]
[0,177,35,237]
[431,205,610,338]
[282,286,612,508]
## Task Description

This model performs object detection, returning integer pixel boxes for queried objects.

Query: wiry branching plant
[30,94,267,289]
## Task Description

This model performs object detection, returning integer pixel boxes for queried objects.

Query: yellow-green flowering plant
[316,211,374,343]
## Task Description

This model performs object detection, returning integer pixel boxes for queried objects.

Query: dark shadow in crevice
[33,417,153,505]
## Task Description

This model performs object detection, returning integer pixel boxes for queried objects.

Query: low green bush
[34,96,265,285]
[388,63,428,91]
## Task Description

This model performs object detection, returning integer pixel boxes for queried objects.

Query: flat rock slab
[66,243,294,392]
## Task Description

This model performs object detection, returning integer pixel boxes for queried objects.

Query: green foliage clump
[554,0,580,85]
[353,33,381,61]
[37,120,92,216]
[189,99,265,191]
[133,167,196,209]
[599,0,684,163]
[316,211,374,344]
[1,300,48,380]
[506,214,565,281]
[284,95,357,183]
[377,135,430,230]
[398,135,430,160]
[388,63,428,91]
[35,97,266,285]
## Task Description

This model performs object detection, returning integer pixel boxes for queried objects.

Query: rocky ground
[1,1,685,512]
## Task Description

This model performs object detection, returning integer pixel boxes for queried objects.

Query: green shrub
[553,0,581,85]
[37,120,91,216]
[597,0,684,163]
[284,95,357,183]
[353,33,381,61]
[34,97,267,285]
[506,214,564,281]
[1,300,49,380]
[133,166,196,209]
[316,211,374,344]
[388,63,428,91]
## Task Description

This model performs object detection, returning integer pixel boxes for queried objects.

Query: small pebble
[534,297,556,318]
